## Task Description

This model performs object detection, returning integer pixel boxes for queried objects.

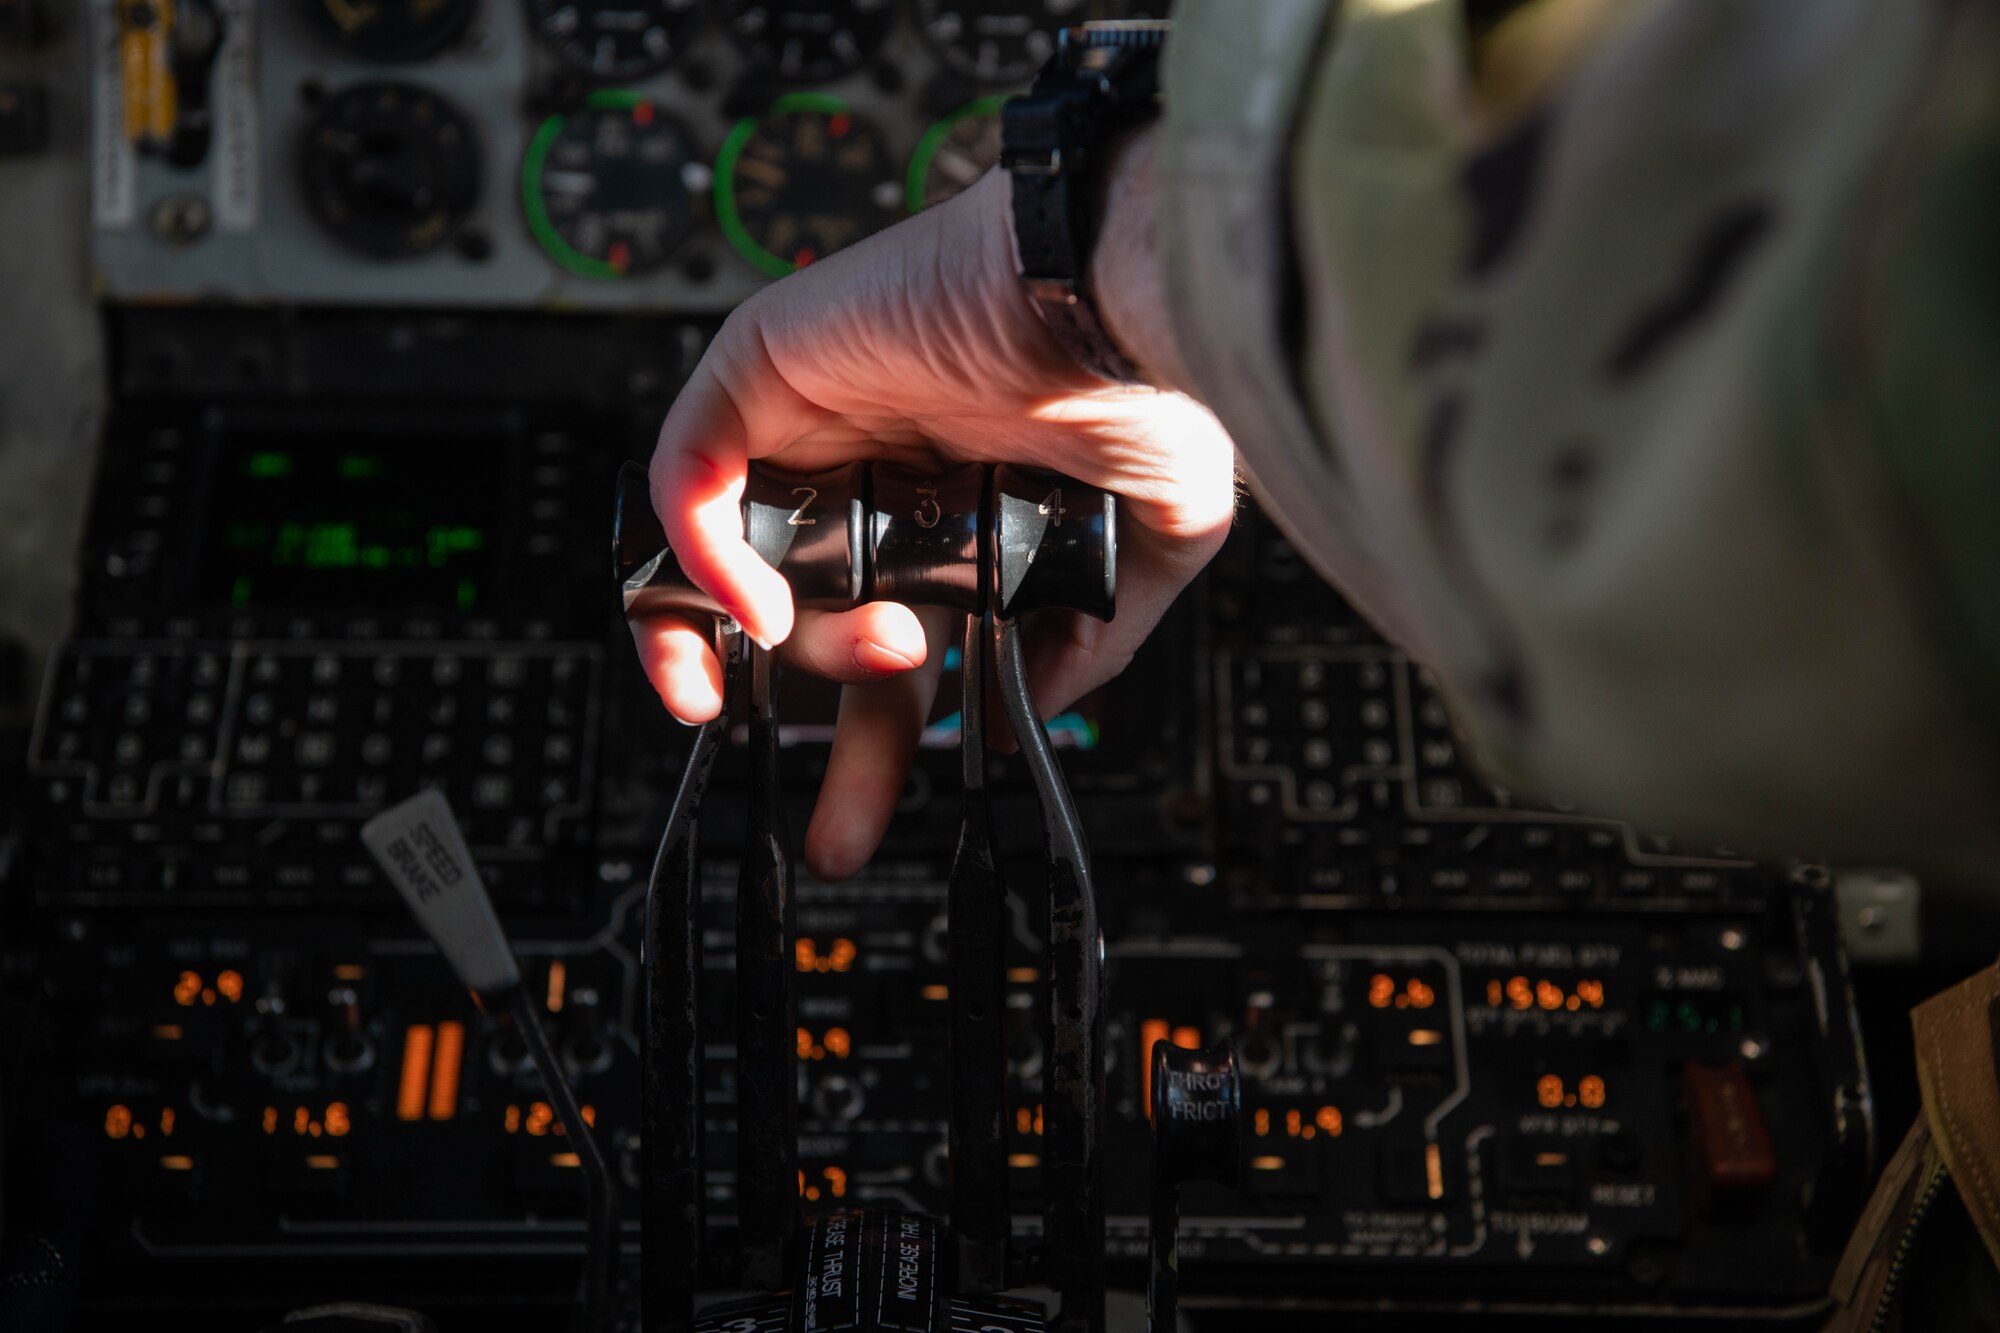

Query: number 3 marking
[914,487,941,529]
[788,487,818,526]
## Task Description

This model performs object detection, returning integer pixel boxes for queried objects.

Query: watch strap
[1002,22,1168,385]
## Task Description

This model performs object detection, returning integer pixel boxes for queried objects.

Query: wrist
[949,166,1105,392]
[1087,125,1188,394]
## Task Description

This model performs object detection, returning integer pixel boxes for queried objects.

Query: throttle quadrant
[614,459,1224,1333]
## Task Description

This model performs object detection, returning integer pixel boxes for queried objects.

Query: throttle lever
[614,456,1117,1332]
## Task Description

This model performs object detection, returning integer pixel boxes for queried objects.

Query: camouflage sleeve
[1162,0,2000,883]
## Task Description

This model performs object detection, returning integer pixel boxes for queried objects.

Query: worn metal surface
[949,612,1010,1290]
[734,640,799,1287]
[642,631,738,1333]
[997,618,1104,1333]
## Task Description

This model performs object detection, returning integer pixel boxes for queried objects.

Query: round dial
[523,93,710,280]
[905,95,1005,212]
[312,0,478,62]
[723,0,895,83]
[299,81,482,259]
[715,95,902,278]
[917,0,1091,85]
[530,0,702,81]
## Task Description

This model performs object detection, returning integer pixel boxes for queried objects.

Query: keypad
[1218,649,1751,909]
[30,640,599,904]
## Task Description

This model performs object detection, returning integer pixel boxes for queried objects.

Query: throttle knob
[992,465,1116,622]
[867,461,985,611]
[741,463,865,608]
[614,463,722,621]
[1151,1040,1242,1189]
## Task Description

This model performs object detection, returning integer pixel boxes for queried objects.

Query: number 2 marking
[1038,488,1065,526]
[788,487,818,526]
[914,487,941,529]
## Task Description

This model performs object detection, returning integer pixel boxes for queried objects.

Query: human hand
[633,132,1234,880]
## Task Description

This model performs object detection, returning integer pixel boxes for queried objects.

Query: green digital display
[199,435,498,612]
[1643,991,1749,1036]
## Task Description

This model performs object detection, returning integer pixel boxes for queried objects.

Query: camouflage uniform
[1156,0,2000,1324]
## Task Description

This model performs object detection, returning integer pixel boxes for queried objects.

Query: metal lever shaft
[948,612,1010,1291]
[996,619,1105,1333]
[734,640,800,1287]
[642,630,737,1333]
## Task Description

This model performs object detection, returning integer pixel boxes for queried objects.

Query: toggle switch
[1683,1059,1777,1215]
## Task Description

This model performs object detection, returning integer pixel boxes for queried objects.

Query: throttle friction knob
[1152,1040,1242,1189]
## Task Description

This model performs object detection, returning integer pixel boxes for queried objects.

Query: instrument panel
[86,0,1145,311]
[0,2,1892,1328]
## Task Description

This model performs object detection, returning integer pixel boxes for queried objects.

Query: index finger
[649,366,798,651]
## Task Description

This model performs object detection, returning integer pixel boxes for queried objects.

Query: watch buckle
[1023,277,1081,306]
[1001,145,1063,176]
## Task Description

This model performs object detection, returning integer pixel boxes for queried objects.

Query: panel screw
[149,194,211,246]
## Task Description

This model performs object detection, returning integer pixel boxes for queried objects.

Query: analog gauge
[715,95,903,278]
[723,0,895,83]
[312,0,479,62]
[299,81,482,259]
[530,0,702,81]
[917,0,1092,86]
[905,94,1005,212]
[523,93,710,280]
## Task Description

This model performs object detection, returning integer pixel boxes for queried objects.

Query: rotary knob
[299,81,481,259]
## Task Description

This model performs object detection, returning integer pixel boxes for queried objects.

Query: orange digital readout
[795,937,858,973]
[1368,974,1437,1010]
[396,1025,434,1122]
[1537,1074,1609,1109]
[1488,976,1607,1012]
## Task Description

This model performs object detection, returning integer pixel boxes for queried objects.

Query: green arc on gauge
[713,91,854,280]
[522,89,650,283]
[905,95,1010,216]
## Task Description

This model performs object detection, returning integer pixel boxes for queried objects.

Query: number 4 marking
[1038,488,1065,526]
[788,487,818,526]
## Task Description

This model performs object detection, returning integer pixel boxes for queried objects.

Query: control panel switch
[1683,1058,1778,1215]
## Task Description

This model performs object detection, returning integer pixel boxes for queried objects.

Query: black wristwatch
[1001,20,1170,385]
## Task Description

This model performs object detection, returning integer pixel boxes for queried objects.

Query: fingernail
[747,631,774,652]
[853,638,918,675]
